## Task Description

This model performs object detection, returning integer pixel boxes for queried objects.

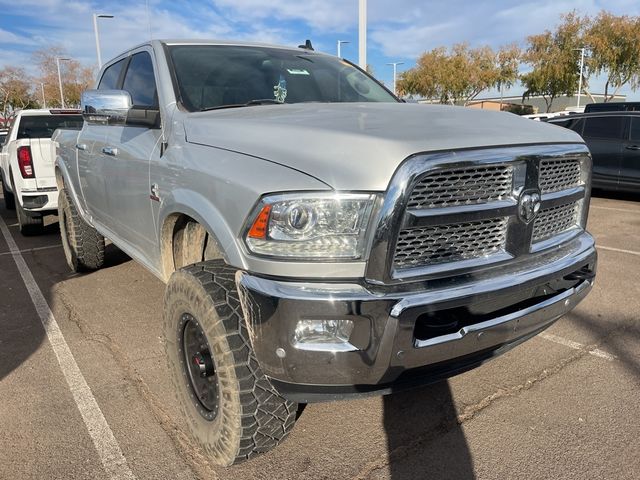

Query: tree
[521,12,586,112]
[32,46,94,108]
[0,66,35,122]
[397,43,520,105]
[585,12,640,102]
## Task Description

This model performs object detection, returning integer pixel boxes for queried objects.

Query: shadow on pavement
[383,381,474,480]
[568,310,640,380]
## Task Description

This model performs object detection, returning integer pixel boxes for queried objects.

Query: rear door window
[17,115,84,140]
[121,52,158,108]
[582,116,625,140]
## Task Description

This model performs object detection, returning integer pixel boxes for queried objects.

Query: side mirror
[81,90,160,128]
[82,90,131,126]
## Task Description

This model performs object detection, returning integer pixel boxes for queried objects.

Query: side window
[583,116,625,140]
[568,118,585,135]
[98,59,126,90]
[122,52,158,108]
[630,118,640,142]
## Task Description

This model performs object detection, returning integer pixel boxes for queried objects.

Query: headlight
[244,192,377,260]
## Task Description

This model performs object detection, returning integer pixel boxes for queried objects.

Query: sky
[0,0,639,100]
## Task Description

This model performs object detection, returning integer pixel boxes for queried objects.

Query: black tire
[58,188,105,271]
[1,178,15,210]
[16,200,44,236]
[164,260,297,466]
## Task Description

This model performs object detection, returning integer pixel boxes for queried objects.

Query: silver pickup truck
[53,39,597,465]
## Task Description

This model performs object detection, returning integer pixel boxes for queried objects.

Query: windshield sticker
[274,75,288,103]
[287,68,310,75]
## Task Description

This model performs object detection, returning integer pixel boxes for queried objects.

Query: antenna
[298,39,314,51]
[145,0,152,39]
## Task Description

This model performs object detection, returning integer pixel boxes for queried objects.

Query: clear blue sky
[0,0,638,99]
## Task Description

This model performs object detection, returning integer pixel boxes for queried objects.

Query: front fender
[158,188,246,271]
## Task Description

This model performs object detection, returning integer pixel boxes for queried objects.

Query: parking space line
[0,215,136,480]
[539,332,616,361]
[0,244,62,257]
[598,245,640,257]
[591,205,640,214]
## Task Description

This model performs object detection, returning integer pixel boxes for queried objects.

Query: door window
[98,59,127,90]
[630,118,640,142]
[122,52,158,108]
[583,116,625,140]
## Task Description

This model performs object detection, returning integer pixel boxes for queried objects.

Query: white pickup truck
[0,109,83,234]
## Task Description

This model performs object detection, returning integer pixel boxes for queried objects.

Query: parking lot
[0,191,638,480]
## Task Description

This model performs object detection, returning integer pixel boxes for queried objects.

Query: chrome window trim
[365,144,592,285]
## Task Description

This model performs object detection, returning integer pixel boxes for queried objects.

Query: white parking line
[598,245,640,257]
[0,215,136,480]
[591,205,640,214]
[0,244,62,256]
[539,332,616,361]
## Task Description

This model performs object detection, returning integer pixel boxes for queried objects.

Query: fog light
[293,319,355,352]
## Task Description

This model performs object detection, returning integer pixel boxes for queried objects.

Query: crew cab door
[581,115,626,190]
[620,116,640,192]
[78,58,128,220]
[101,49,160,255]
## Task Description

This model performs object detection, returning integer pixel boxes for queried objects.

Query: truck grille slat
[394,218,508,269]
[532,202,579,243]
[539,159,581,193]
[407,165,513,209]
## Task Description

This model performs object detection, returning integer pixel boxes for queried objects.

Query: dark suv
[547,112,640,193]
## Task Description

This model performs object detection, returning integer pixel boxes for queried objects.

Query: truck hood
[184,103,583,191]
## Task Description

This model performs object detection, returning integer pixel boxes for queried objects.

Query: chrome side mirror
[81,90,132,126]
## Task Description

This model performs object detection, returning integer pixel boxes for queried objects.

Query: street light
[40,83,46,108]
[337,40,350,58]
[93,13,114,69]
[386,62,404,96]
[56,57,71,108]
[574,47,586,109]
[359,0,367,69]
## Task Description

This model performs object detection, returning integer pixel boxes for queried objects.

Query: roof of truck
[16,109,81,117]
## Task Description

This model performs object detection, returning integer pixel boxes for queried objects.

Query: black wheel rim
[180,313,220,421]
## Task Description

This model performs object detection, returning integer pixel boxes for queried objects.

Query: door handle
[102,147,118,156]
[625,145,640,151]
[75,143,87,151]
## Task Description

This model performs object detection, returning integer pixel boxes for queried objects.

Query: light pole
[358,0,367,69]
[337,40,350,58]
[386,62,404,96]
[56,57,70,108]
[40,83,46,108]
[574,47,586,109]
[93,13,114,69]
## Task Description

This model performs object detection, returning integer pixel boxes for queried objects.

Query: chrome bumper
[236,233,597,403]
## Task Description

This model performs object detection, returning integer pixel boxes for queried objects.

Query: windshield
[17,115,83,140]
[168,45,398,111]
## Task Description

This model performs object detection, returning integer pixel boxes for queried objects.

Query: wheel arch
[158,194,244,281]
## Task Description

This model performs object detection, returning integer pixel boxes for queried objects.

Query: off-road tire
[1,178,15,210]
[58,188,105,271]
[164,260,297,466]
[16,199,44,236]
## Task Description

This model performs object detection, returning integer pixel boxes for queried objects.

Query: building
[418,93,627,114]
[467,93,626,114]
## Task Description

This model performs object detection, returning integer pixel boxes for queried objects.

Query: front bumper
[237,233,597,403]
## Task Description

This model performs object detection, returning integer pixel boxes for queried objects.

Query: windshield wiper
[200,99,284,112]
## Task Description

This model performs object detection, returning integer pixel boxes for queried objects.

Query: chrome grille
[407,165,513,209]
[532,202,579,242]
[394,218,508,269]
[539,158,581,193]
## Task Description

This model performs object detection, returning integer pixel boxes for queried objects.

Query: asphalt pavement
[0,190,638,480]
